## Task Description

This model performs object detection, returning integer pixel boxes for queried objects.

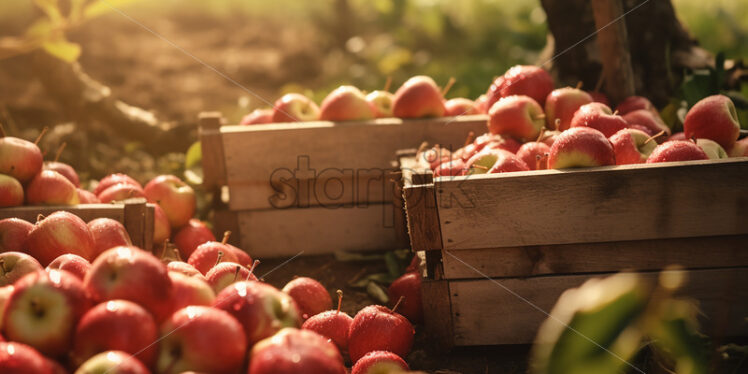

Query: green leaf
[26,19,55,39]
[681,71,717,108]
[42,37,81,62]
[349,273,397,288]
[69,0,88,22]
[366,281,389,304]
[83,0,141,19]
[33,0,64,23]
[384,251,402,277]
[184,141,202,169]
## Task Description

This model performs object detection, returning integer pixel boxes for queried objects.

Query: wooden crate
[0,198,156,251]
[403,157,748,348]
[198,112,487,257]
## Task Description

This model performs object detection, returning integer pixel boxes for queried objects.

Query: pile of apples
[0,208,425,373]
[395,65,747,175]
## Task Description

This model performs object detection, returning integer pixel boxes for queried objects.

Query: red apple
[616,96,656,115]
[466,149,528,175]
[248,328,346,374]
[729,137,748,157]
[622,110,671,139]
[3,269,92,357]
[26,211,96,266]
[87,218,132,258]
[392,76,446,118]
[187,236,239,275]
[0,218,33,253]
[366,91,394,118]
[388,272,423,324]
[84,246,173,321]
[0,341,54,374]
[205,262,256,293]
[540,130,560,146]
[482,134,522,154]
[283,276,332,320]
[167,261,203,279]
[72,300,158,367]
[227,244,252,267]
[609,128,657,165]
[77,189,100,204]
[646,140,709,163]
[97,184,145,203]
[213,281,301,346]
[589,91,610,106]
[25,170,79,206]
[44,161,80,187]
[548,127,616,169]
[240,108,274,125]
[152,203,171,245]
[46,254,91,281]
[0,175,23,208]
[516,142,551,170]
[433,158,467,177]
[94,174,141,196]
[0,285,13,330]
[302,290,352,357]
[684,94,741,150]
[74,350,150,374]
[351,350,409,374]
[320,85,375,121]
[545,87,593,131]
[570,102,628,138]
[696,138,728,159]
[444,98,479,117]
[348,305,414,362]
[173,219,216,259]
[272,93,321,123]
[0,252,42,287]
[669,132,687,141]
[486,65,554,108]
[157,306,247,374]
[0,134,43,184]
[488,95,545,141]
[144,175,195,229]
[474,94,490,114]
[168,271,215,312]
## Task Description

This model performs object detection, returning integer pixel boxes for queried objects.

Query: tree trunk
[539,0,712,106]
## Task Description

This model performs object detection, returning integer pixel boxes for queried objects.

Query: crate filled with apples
[398,65,748,348]
[198,77,493,258]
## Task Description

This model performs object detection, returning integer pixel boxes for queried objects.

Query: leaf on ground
[366,281,389,304]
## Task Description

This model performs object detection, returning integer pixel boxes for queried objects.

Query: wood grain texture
[441,234,748,279]
[449,267,748,346]
[198,112,227,189]
[219,116,486,210]
[421,276,455,350]
[236,203,399,258]
[404,184,442,252]
[436,158,748,250]
[591,0,636,102]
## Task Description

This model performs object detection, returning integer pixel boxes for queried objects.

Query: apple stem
[221,231,231,245]
[336,290,343,315]
[536,129,546,143]
[54,142,66,163]
[534,114,546,120]
[34,126,49,145]
[392,296,405,314]
[472,164,489,171]
[441,77,456,97]
[644,130,667,145]
[464,131,475,147]
[554,118,561,130]
[214,251,224,267]
[246,259,260,281]
[383,76,392,92]
[612,110,619,116]
[36,214,45,223]
[0,122,6,138]
[233,265,241,282]
[172,247,182,262]
[576,81,583,90]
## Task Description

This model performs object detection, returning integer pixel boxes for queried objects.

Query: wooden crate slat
[236,203,399,258]
[441,234,748,279]
[199,112,228,189]
[421,277,455,350]
[436,158,748,250]
[404,184,443,252]
[449,267,748,346]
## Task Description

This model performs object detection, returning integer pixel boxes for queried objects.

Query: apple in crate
[206,262,256,293]
[352,351,409,374]
[72,300,158,367]
[729,137,748,157]
[348,305,415,362]
[88,218,132,258]
[74,351,150,374]
[545,87,593,131]
[248,328,346,374]
[77,189,100,204]
[213,281,301,346]
[622,110,671,139]
[25,170,79,205]
[94,173,142,196]
[696,138,728,159]
[0,131,43,184]
[320,85,375,121]
[570,102,628,138]
[0,341,56,374]
[646,140,709,163]
[444,98,479,117]
[609,128,657,165]
[488,95,545,141]
[486,65,554,108]
[366,90,394,118]
[157,306,247,374]
[0,218,33,252]
[167,261,203,279]
[0,252,42,287]
[151,203,171,245]
[173,219,216,259]
[26,211,96,266]
[282,276,332,320]
[516,141,551,170]
[46,254,91,281]
[684,94,741,150]
[3,269,92,357]
[272,93,321,123]
[44,160,80,187]
[0,285,13,329]
[144,175,195,228]
[97,183,145,203]
[84,246,173,322]
[169,271,215,311]
[616,96,657,115]
[0,174,23,208]
[548,127,616,169]
[392,76,446,118]
[302,290,353,357]
[241,108,273,125]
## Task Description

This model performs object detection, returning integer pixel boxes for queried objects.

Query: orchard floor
[260,254,530,374]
